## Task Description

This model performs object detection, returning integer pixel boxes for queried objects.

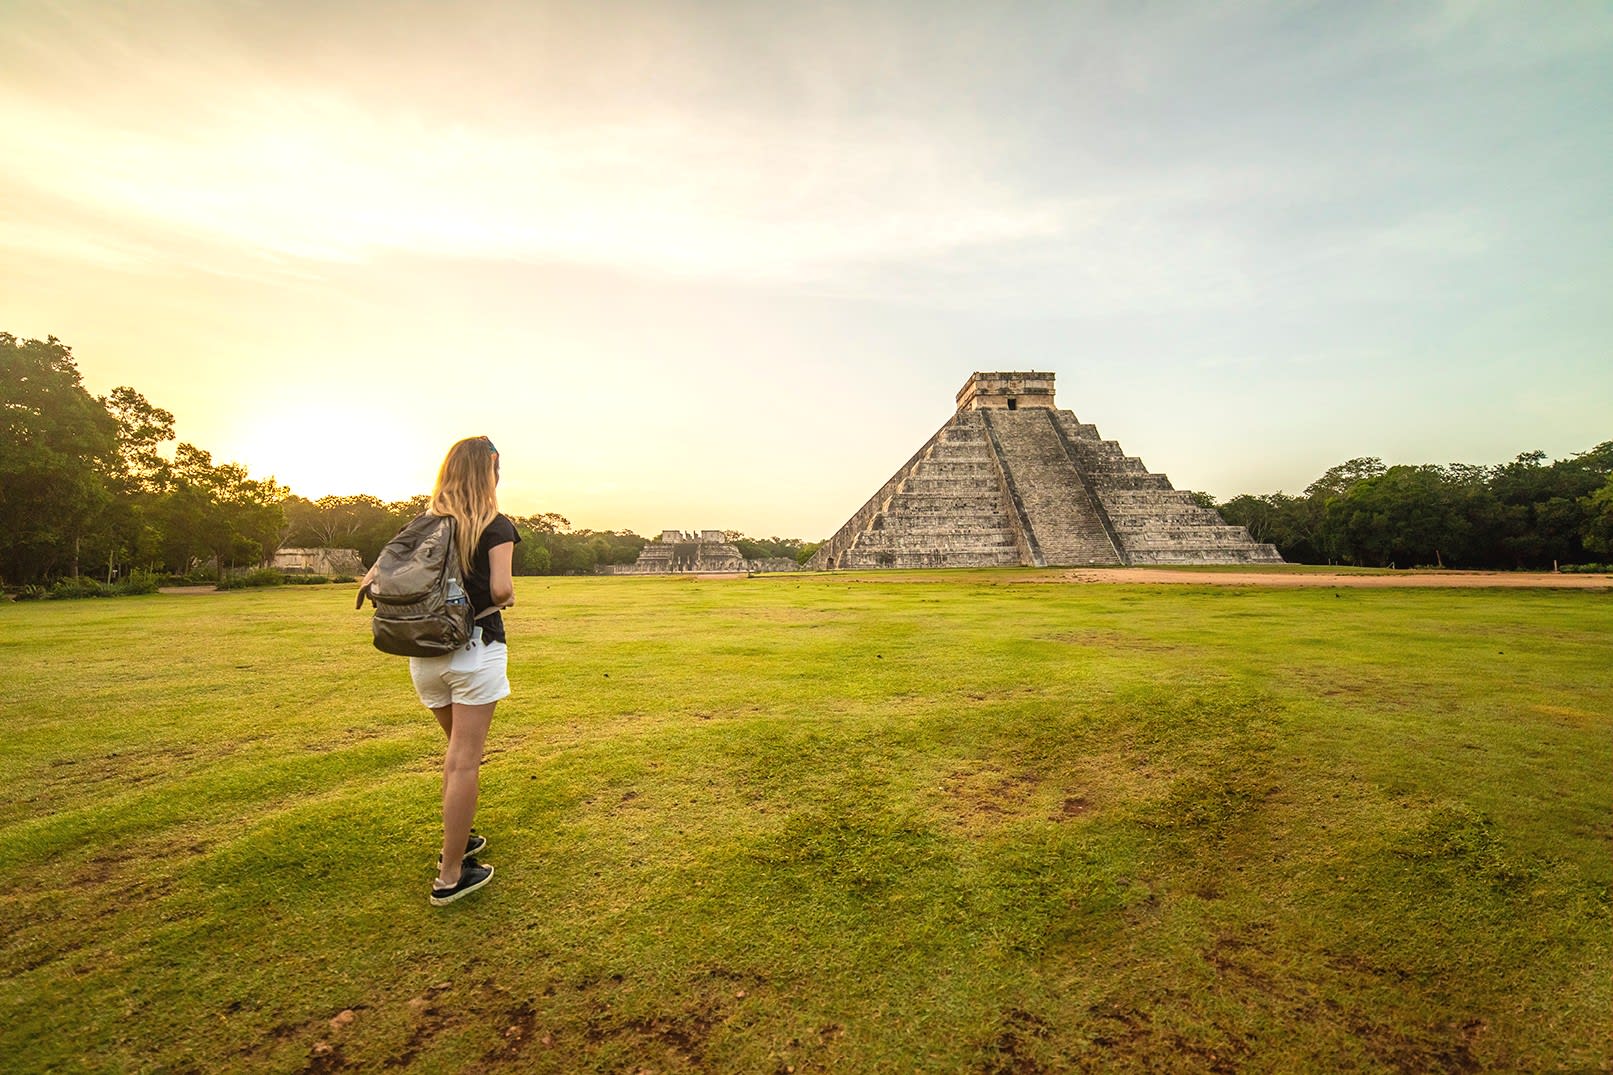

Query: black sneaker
[431,859,494,906]
[438,832,488,867]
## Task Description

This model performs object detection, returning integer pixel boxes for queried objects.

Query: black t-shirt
[466,513,520,645]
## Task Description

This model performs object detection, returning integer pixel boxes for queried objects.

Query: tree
[1220,492,1327,563]
[0,334,118,583]
[84,386,176,581]
[1304,457,1386,501]
[1582,474,1613,558]
[734,538,768,560]
[285,494,431,565]
[153,444,287,579]
[524,544,552,574]
[1219,494,1280,544]
[301,495,390,548]
[1326,465,1494,567]
[101,387,175,493]
[1488,447,1612,567]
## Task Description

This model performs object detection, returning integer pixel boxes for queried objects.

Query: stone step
[882,511,1009,526]
[984,410,1121,564]
[1090,474,1174,490]
[841,548,1024,568]
[851,530,1019,548]
[1121,530,1275,549]
[870,521,1014,537]
[909,461,1000,479]
[1084,460,1156,475]
[1108,510,1227,527]
[885,492,1006,511]
[1126,546,1284,564]
[1101,489,1206,506]
[901,476,1009,495]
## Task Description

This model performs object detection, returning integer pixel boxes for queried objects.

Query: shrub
[31,571,164,599]
[113,569,162,596]
[50,576,108,599]
[282,574,332,585]
[217,568,286,590]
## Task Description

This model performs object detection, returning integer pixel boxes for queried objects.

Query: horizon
[4,2,1610,537]
[55,346,1613,543]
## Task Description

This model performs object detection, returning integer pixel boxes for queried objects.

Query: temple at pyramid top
[954,371,1058,411]
[808,371,1282,570]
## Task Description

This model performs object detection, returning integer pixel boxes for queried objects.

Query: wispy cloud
[0,74,1077,280]
[6,0,1604,302]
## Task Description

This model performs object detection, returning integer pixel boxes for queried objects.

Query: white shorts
[409,637,510,709]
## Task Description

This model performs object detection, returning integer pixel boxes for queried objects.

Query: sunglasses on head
[482,436,498,454]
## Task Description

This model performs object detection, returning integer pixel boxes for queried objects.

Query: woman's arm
[487,541,515,609]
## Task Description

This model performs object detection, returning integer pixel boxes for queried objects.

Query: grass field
[2,573,1609,1073]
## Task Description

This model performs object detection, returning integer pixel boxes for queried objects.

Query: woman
[364,436,519,905]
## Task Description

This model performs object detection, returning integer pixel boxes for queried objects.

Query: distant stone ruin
[602,531,802,575]
[808,372,1282,569]
[271,547,365,575]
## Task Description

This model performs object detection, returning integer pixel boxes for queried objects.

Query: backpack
[355,513,473,657]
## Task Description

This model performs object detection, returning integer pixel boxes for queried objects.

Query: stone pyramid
[808,372,1282,569]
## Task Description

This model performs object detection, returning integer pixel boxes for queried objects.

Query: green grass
[2,575,1609,1073]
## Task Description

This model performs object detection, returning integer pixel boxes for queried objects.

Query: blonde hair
[429,436,500,576]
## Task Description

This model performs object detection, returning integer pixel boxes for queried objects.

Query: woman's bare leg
[431,705,453,740]
[436,700,496,887]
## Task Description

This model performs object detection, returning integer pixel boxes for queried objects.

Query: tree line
[1,332,817,588]
[279,500,819,574]
[280,496,657,576]
[2,333,286,587]
[1215,447,1613,569]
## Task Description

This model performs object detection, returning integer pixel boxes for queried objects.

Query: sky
[2,1,1610,539]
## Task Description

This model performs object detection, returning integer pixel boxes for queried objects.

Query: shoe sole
[430,864,495,906]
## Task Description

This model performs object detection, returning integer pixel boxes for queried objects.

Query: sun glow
[225,401,441,505]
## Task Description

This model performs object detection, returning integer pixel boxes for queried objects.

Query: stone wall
[955,371,1058,411]
[605,530,748,573]
[271,547,365,575]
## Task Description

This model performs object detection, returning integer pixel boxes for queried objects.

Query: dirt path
[1053,568,1613,589]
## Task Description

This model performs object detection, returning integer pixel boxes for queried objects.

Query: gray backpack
[356,513,472,657]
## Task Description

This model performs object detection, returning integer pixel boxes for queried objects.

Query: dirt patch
[982,1007,1054,1074]
[943,766,1041,821]
[1346,1014,1485,1075]
[1205,929,1278,992]
[1052,569,1612,589]
[576,965,767,1068]
[940,767,1107,829]
[1060,796,1092,818]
